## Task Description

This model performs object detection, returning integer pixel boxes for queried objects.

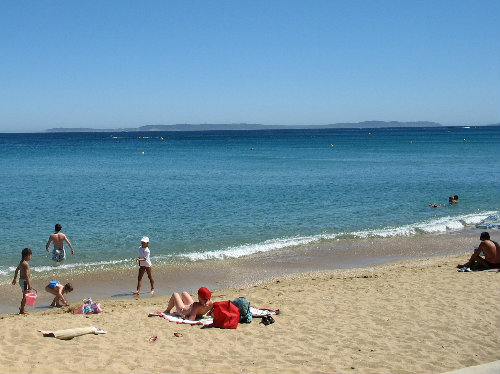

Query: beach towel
[38,326,107,340]
[457,267,500,272]
[249,306,280,317]
[148,311,213,325]
[148,306,279,326]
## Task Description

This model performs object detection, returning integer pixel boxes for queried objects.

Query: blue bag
[232,297,252,323]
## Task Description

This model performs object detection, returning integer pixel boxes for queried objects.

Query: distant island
[46,121,449,133]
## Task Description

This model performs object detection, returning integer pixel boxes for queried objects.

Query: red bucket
[25,290,37,306]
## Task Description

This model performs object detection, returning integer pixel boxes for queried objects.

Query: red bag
[212,301,240,329]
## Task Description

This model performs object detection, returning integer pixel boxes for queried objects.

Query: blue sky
[1,1,499,132]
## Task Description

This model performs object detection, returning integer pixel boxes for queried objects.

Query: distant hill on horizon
[46,120,448,133]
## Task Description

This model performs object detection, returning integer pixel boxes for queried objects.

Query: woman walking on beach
[133,236,154,296]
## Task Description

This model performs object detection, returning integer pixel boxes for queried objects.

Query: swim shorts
[48,280,60,289]
[52,248,66,262]
[484,259,500,269]
[19,278,28,292]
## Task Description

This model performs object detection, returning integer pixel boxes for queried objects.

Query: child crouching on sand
[12,248,34,314]
[45,280,73,307]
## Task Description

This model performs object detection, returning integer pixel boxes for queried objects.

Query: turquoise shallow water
[1,126,499,282]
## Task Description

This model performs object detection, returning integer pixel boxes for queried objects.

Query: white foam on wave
[416,212,496,233]
[351,225,416,238]
[4,258,132,275]
[351,211,496,238]
[179,235,333,261]
[1,211,496,274]
[178,210,498,261]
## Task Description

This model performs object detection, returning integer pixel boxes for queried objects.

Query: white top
[138,246,152,267]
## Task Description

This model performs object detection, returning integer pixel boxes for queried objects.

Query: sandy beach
[1,253,498,374]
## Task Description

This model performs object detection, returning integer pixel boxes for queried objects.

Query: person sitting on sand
[457,232,500,270]
[45,280,73,307]
[163,287,213,321]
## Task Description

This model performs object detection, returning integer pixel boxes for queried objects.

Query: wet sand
[0,230,485,314]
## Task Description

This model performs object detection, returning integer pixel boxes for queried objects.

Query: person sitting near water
[163,287,213,321]
[45,280,73,307]
[457,232,500,270]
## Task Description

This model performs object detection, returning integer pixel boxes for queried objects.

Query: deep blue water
[1,126,499,281]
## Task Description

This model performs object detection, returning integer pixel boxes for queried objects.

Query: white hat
[141,236,149,243]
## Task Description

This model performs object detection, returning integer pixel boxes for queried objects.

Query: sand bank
[1,253,498,374]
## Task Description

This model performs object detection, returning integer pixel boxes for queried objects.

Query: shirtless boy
[457,232,500,270]
[12,248,33,314]
[46,223,74,262]
[163,287,213,321]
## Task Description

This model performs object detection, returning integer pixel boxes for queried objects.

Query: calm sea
[1,126,499,284]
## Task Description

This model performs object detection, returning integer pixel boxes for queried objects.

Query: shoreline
[1,229,490,314]
[0,253,498,374]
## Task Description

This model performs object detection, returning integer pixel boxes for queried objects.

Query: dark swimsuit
[484,259,500,269]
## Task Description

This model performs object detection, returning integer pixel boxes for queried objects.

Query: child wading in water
[133,236,154,296]
[12,248,34,314]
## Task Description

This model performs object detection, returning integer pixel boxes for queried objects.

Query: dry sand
[1,254,498,374]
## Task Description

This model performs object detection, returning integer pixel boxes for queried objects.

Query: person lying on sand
[162,287,213,321]
[457,232,500,270]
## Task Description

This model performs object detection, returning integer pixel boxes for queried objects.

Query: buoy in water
[141,151,145,155]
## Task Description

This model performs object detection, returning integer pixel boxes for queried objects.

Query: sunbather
[163,287,213,321]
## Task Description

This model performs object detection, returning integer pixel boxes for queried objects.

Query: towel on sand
[148,306,279,325]
[457,267,500,272]
[38,326,107,340]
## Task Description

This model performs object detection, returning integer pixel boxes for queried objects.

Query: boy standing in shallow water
[46,223,75,262]
[12,248,33,314]
[133,236,154,296]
